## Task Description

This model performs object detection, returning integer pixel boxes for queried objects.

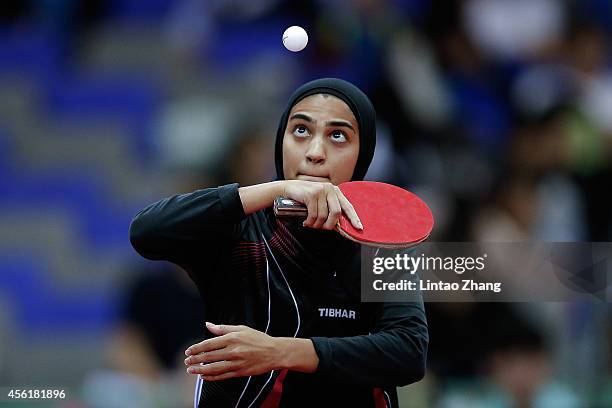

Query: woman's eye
[293,125,309,137]
[330,130,347,143]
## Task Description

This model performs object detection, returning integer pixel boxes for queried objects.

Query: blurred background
[0,0,611,407]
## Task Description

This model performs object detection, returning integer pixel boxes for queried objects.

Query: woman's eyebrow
[289,113,314,122]
[325,120,355,132]
[289,113,356,132]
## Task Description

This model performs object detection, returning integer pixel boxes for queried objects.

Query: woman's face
[282,94,360,185]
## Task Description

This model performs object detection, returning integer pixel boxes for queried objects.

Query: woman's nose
[305,138,326,164]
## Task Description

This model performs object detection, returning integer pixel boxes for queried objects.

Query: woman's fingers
[323,192,342,230]
[311,193,329,229]
[337,189,363,230]
[299,183,362,231]
[303,184,328,228]
[289,181,361,231]
[303,195,318,227]
[187,360,239,376]
[186,335,230,355]
[185,348,227,366]
[185,323,281,381]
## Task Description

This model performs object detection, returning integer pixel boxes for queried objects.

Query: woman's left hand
[184,322,281,381]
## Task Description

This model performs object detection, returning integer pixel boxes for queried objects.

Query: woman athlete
[129,78,428,407]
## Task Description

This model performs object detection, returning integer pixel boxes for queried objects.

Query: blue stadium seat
[82,201,140,250]
[0,29,63,87]
[0,127,15,175]
[108,0,174,22]
[0,254,117,334]
[0,169,135,250]
[0,169,102,210]
[45,73,162,156]
[207,19,288,70]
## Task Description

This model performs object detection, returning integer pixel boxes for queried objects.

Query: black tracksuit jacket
[129,183,428,408]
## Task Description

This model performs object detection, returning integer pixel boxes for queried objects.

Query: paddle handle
[273,197,308,217]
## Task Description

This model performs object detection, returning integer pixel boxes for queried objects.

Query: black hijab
[274,78,377,181]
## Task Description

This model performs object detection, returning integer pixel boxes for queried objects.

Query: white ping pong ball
[282,26,308,52]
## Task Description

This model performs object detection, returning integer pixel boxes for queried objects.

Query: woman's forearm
[238,181,287,215]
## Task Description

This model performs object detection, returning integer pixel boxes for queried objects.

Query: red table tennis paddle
[273,181,434,248]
